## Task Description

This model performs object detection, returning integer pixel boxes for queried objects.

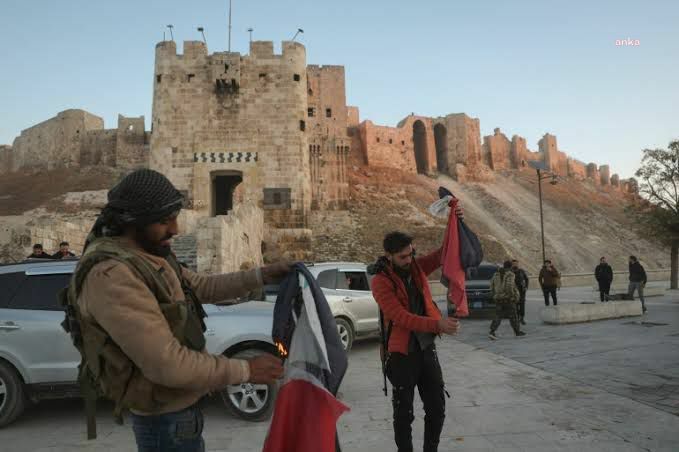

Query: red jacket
[371,248,443,355]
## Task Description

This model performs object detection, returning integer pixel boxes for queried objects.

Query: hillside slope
[310,165,668,274]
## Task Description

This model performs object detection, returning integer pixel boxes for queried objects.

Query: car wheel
[0,361,25,428]
[221,349,278,422]
[335,318,354,351]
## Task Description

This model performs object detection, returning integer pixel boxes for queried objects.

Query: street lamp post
[529,161,558,265]
[537,168,547,263]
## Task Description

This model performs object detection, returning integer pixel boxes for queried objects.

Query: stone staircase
[173,234,197,270]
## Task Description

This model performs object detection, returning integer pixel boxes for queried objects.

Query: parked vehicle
[0,259,279,428]
[306,262,380,351]
[448,262,500,317]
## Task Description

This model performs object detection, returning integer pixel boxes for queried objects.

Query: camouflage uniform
[489,268,521,335]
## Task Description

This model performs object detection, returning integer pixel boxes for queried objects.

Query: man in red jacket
[371,231,461,452]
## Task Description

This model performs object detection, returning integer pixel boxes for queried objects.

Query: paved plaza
[1,287,678,451]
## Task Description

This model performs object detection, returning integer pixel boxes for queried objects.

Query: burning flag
[264,264,349,452]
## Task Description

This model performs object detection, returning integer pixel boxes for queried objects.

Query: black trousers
[386,345,445,452]
[517,289,527,319]
[542,286,557,306]
[599,283,611,302]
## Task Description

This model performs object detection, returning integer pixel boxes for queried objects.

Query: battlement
[307,65,345,74]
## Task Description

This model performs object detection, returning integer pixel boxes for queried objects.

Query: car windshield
[467,266,497,280]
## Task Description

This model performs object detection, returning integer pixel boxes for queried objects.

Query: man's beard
[393,263,411,277]
[135,226,173,257]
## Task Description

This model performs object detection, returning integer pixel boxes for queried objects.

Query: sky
[1,0,677,178]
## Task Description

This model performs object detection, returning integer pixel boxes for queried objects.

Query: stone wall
[510,136,527,169]
[431,113,482,179]
[306,65,350,210]
[587,163,600,184]
[151,40,311,233]
[30,219,91,256]
[11,109,104,172]
[81,129,117,166]
[3,110,149,174]
[195,203,264,274]
[347,106,360,127]
[116,115,150,171]
[357,115,436,175]
[0,145,12,174]
[483,128,512,170]
[567,158,587,180]
[599,165,611,185]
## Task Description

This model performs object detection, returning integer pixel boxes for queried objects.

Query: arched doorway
[434,124,448,173]
[413,120,428,174]
[211,170,243,216]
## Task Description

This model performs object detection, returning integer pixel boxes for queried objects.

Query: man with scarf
[72,169,288,451]
[370,227,462,452]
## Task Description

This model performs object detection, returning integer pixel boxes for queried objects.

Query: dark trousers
[517,289,527,320]
[599,283,611,302]
[386,345,445,452]
[490,302,521,335]
[131,405,205,452]
[542,286,557,306]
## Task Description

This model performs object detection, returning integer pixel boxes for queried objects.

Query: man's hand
[247,354,284,384]
[454,205,464,220]
[261,261,294,284]
[437,318,460,335]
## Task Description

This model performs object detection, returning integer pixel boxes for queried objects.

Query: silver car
[306,262,380,351]
[0,259,279,428]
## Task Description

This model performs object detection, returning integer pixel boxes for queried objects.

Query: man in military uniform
[489,261,525,340]
[64,169,287,451]
[511,259,529,324]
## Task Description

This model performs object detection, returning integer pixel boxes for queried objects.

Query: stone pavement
[1,287,678,451]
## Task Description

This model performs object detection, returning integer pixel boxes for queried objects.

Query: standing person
[371,231,462,452]
[595,257,614,302]
[539,260,560,306]
[27,243,53,259]
[628,255,648,313]
[61,169,288,451]
[511,259,529,324]
[489,261,525,340]
[52,241,77,259]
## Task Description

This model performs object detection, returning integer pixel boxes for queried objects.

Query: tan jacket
[77,238,263,415]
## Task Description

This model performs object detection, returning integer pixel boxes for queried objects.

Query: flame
[275,341,288,358]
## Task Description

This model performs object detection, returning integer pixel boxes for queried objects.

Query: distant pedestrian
[52,241,77,259]
[628,255,647,313]
[511,259,529,324]
[489,260,525,340]
[539,260,560,306]
[595,257,613,302]
[27,243,53,259]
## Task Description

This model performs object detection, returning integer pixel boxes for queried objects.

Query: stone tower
[150,40,311,233]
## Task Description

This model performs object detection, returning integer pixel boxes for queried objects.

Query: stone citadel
[0,38,639,271]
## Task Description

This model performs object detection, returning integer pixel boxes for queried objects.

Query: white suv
[0,259,279,428]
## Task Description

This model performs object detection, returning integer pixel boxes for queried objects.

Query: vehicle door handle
[0,322,21,331]
[342,297,352,303]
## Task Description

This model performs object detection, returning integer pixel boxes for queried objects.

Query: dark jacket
[53,251,77,259]
[370,249,443,355]
[629,262,647,284]
[513,267,529,292]
[27,252,53,259]
[595,263,613,286]
[539,266,560,288]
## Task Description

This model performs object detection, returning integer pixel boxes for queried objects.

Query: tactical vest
[492,270,517,304]
[59,237,207,439]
